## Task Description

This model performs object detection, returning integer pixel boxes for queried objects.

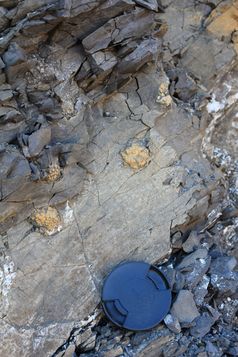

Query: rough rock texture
[0,0,237,356]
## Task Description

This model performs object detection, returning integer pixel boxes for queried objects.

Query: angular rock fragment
[190,307,220,338]
[27,126,51,157]
[0,144,31,200]
[164,313,181,333]
[2,43,26,67]
[209,256,238,296]
[104,346,124,357]
[0,83,13,102]
[182,231,202,253]
[193,275,210,307]
[177,248,208,270]
[173,270,185,293]
[134,0,159,12]
[171,290,200,323]
[82,9,155,54]
[178,249,211,289]
[159,266,175,289]
[0,106,23,124]
[117,38,160,74]
[180,35,236,88]
[171,231,183,249]
[167,68,198,102]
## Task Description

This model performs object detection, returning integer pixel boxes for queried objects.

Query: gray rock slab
[171,290,200,323]
[28,126,51,157]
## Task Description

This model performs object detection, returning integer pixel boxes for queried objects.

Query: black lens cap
[101,261,172,331]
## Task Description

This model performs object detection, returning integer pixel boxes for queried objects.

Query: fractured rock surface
[0,0,237,356]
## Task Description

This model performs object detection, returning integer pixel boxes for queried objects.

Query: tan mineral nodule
[121,144,150,170]
[157,82,173,106]
[159,82,169,95]
[42,164,61,183]
[30,207,62,235]
[158,95,173,106]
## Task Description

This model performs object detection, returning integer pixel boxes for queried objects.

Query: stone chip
[28,126,51,157]
[2,43,26,67]
[171,290,200,323]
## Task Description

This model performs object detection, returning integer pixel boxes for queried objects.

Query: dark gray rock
[177,248,208,270]
[175,335,191,356]
[0,145,31,202]
[184,255,211,289]
[0,6,8,31]
[167,69,198,102]
[0,57,5,69]
[173,270,185,293]
[190,308,220,339]
[0,0,18,7]
[161,341,179,356]
[0,106,23,124]
[193,275,210,306]
[220,296,238,324]
[2,43,26,67]
[82,9,155,54]
[209,256,237,275]
[209,256,238,296]
[27,126,51,157]
[227,346,238,356]
[158,266,175,289]
[134,0,160,12]
[117,38,160,75]
[0,84,13,102]
[206,341,219,356]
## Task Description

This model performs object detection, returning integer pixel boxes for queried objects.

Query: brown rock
[207,2,238,40]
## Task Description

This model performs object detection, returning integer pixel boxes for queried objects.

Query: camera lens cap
[102,261,171,331]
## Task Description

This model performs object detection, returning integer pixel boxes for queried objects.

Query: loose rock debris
[0,0,238,356]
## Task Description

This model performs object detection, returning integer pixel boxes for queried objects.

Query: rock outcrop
[0,1,237,356]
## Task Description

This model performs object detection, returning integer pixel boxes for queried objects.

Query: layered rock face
[0,1,237,356]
